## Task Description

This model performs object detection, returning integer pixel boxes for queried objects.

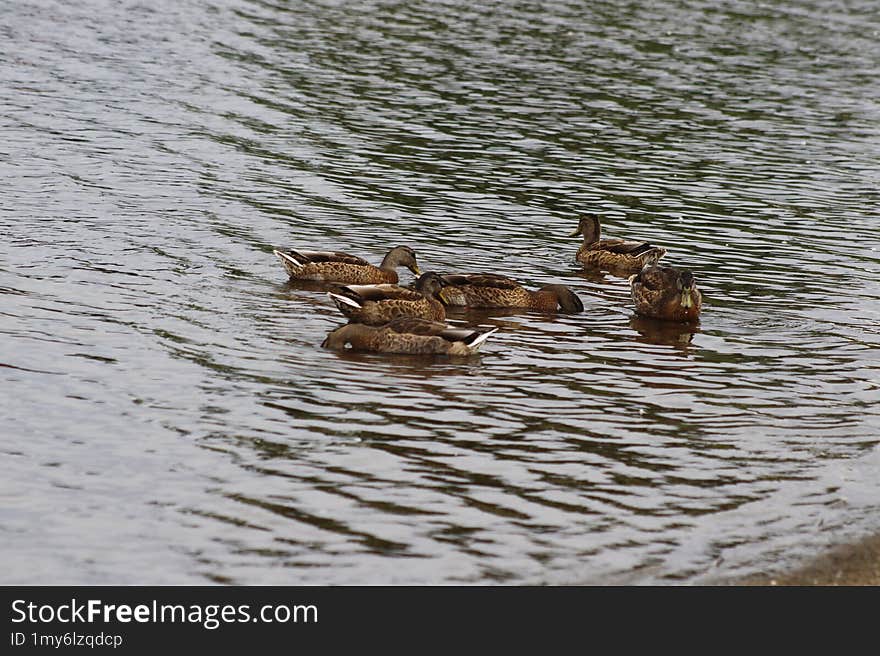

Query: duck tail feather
[466,327,498,350]
[328,292,362,313]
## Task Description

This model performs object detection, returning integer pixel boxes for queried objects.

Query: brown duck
[571,213,667,273]
[273,245,420,284]
[322,317,498,355]
[440,273,584,314]
[328,272,447,325]
[630,264,702,323]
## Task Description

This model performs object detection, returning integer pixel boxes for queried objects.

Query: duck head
[381,245,421,275]
[675,270,698,309]
[569,213,601,244]
[413,271,448,302]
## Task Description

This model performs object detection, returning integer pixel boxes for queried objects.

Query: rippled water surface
[3,0,879,584]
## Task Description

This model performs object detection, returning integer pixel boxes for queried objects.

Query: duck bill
[680,289,694,309]
[438,288,450,305]
[409,264,422,276]
[568,226,582,237]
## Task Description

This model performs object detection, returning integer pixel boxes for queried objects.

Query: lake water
[2,0,879,584]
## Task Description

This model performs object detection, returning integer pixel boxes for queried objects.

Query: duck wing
[591,239,657,255]
[386,317,450,336]
[295,250,372,266]
[386,317,496,345]
[442,273,521,289]
[632,265,679,290]
[339,283,422,303]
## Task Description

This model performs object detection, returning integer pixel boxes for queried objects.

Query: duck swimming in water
[439,273,584,314]
[273,245,420,284]
[571,213,667,273]
[321,317,498,356]
[328,272,447,325]
[629,264,702,323]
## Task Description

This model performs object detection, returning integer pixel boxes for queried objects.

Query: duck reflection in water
[629,315,698,348]
[443,306,528,332]
[323,347,489,380]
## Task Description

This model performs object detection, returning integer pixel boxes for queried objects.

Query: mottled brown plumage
[273,245,420,284]
[630,264,702,323]
[321,317,498,355]
[328,272,447,325]
[571,214,667,273]
[440,273,584,314]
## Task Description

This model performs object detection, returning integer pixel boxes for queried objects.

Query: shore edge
[733,532,880,586]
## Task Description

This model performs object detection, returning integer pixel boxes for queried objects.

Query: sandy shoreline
[733,533,880,586]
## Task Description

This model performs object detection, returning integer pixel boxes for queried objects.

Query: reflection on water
[629,315,698,349]
[2,0,879,584]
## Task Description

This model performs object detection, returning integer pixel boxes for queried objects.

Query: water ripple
[2,0,879,584]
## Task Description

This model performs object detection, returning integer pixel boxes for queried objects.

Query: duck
[321,317,498,355]
[629,264,702,323]
[328,272,447,325]
[273,245,420,284]
[570,213,667,273]
[440,273,584,314]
